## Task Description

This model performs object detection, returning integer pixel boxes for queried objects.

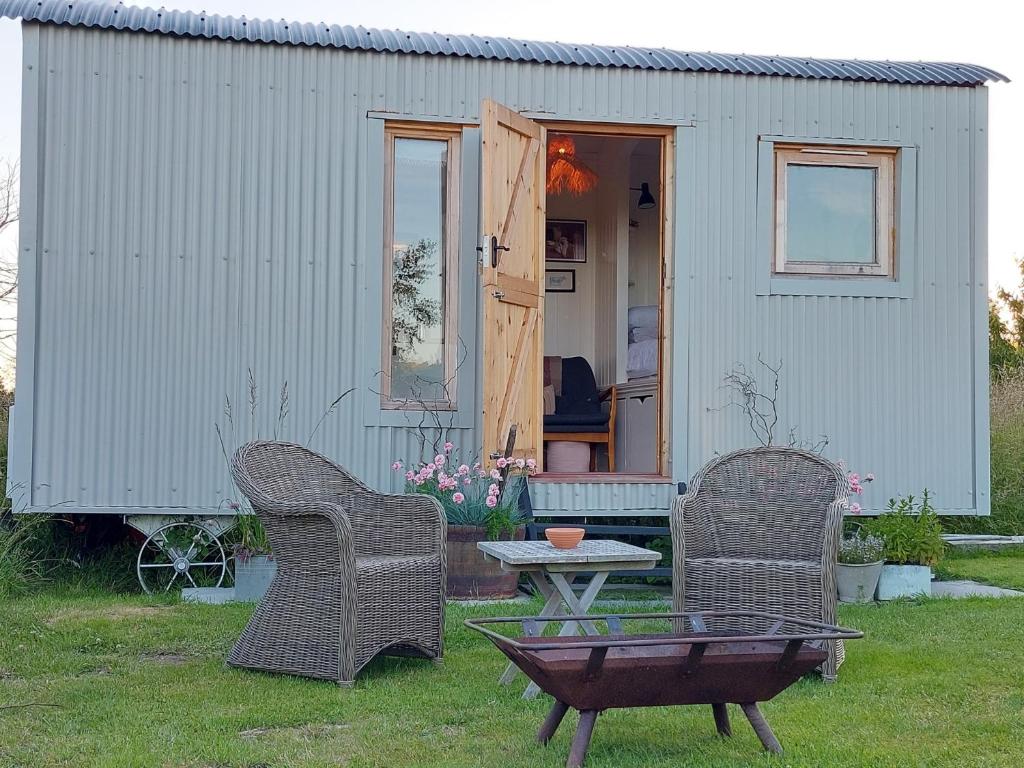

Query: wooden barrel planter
[447,524,525,599]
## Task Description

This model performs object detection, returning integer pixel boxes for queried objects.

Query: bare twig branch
[716,357,829,453]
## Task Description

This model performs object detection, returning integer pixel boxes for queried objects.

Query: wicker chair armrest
[254,498,357,568]
[819,495,848,566]
[342,490,446,556]
[670,487,714,555]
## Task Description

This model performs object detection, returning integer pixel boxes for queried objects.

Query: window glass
[390,137,448,401]
[786,164,876,265]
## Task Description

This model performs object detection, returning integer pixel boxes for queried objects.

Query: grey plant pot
[876,563,932,600]
[234,554,277,602]
[836,560,884,603]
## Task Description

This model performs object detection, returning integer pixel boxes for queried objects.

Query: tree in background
[990,258,1024,377]
[390,238,442,362]
[0,159,16,382]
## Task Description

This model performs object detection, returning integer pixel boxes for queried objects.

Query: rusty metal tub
[465,610,863,768]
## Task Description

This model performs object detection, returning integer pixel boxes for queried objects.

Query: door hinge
[491,290,505,299]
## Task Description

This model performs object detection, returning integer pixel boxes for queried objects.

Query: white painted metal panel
[12,26,990,516]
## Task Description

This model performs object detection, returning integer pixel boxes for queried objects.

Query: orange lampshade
[546,135,598,196]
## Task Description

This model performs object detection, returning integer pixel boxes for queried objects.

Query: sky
[0,0,1020,322]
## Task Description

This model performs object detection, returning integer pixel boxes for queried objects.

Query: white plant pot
[836,561,884,603]
[234,554,277,602]
[876,563,932,600]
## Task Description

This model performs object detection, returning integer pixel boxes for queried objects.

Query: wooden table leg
[549,571,608,635]
[499,572,573,687]
[712,703,731,737]
[740,702,782,754]
[537,699,570,745]
[567,710,599,768]
[521,571,606,699]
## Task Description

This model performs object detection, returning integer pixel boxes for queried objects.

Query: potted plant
[394,443,535,599]
[863,490,945,600]
[836,532,885,603]
[229,509,276,602]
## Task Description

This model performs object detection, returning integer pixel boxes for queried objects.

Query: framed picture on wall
[545,269,576,293]
[545,219,587,262]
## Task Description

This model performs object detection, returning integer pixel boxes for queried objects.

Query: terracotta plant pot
[446,524,525,599]
[545,527,585,549]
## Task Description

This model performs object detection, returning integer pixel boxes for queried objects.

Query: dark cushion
[554,356,600,416]
[545,412,609,430]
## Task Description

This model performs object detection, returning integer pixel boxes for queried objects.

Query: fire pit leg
[712,703,732,737]
[538,699,570,745]
[740,703,782,754]
[566,709,599,768]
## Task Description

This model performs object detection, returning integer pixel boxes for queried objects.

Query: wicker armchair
[228,441,446,685]
[671,447,847,681]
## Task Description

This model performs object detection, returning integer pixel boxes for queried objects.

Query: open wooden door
[480,100,546,469]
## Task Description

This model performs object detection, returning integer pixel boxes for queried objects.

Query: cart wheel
[136,521,228,594]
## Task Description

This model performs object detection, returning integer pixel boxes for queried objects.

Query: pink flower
[473,462,481,469]
[434,454,446,466]
[391,461,403,471]
[496,457,508,468]
[515,458,526,469]
[490,469,501,480]
[485,495,498,508]
[444,442,455,453]
[865,473,875,482]
[458,464,470,475]
[526,458,537,470]
[848,473,860,484]
[849,502,862,515]
[405,470,415,481]
[438,471,449,482]
[488,483,500,496]
[463,477,472,486]
[452,492,465,504]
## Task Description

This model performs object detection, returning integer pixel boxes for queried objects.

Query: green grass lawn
[2,587,1024,768]
[935,546,1024,591]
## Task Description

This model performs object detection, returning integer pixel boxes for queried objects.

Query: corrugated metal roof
[0,0,1009,86]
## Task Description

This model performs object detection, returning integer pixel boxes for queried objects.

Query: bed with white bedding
[626,305,659,379]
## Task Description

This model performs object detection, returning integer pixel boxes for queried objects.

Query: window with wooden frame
[773,144,896,278]
[381,124,461,409]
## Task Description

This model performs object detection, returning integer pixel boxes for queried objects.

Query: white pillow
[627,305,659,330]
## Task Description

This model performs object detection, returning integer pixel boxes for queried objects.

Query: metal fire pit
[466,610,863,768]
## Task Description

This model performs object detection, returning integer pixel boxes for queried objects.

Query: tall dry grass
[943,368,1024,535]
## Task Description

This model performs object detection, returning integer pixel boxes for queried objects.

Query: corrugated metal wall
[12,24,988,516]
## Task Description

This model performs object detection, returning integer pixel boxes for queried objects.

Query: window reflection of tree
[391,238,442,363]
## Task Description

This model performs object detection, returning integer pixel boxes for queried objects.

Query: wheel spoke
[137,522,228,594]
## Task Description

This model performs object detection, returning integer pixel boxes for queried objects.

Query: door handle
[490,235,510,268]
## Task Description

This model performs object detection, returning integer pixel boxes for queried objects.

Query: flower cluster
[837,460,874,515]
[838,532,885,565]
[391,442,537,539]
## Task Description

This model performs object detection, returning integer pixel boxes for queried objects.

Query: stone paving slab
[932,580,1024,598]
